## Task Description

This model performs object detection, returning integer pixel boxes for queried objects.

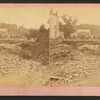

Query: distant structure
[0,28,10,38]
[71,29,93,39]
[50,9,63,39]
[77,29,91,33]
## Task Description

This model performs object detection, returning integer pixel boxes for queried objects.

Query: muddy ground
[0,40,49,87]
[50,42,100,86]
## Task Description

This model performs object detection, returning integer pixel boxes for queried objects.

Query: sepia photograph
[0,7,49,87]
[0,3,100,96]
[50,7,100,86]
[1,3,100,90]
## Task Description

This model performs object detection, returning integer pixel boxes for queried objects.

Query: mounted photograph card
[0,3,100,96]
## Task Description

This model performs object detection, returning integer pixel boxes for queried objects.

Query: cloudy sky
[53,7,100,25]
[0,7,49,29]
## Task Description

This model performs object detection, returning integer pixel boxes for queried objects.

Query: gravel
[0,43,49,87]
[50,43,100,86]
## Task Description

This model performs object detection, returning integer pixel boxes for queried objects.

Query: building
[49,9,63,39]
[91,28,100,39]
[0,28,10,38]
[77,29,91,33]
[71,29,93,40]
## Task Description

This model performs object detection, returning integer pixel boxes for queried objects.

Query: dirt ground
[0,42,49,87]
[1,40,100,87]
[50,42,100,86]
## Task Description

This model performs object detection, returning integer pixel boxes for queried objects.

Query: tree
[36,24,49,43]
[59,15,78,38]
[27,28,38,39]
[20,24,49,65]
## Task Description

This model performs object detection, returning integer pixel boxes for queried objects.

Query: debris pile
[50,42,100,86]
[0,40,49,87]
[50,43,72,63]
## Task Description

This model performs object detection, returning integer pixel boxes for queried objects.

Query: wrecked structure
[49,9,64,40]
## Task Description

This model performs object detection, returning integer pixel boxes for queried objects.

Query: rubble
[50,42,100,86]
[0,41,49,87]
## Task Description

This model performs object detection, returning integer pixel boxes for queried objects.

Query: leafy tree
[60,15,78,38]
[27,24,49,40]
[20,24,49,65]
[25,29,38,39]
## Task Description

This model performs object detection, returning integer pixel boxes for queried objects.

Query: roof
[77,29,91,33]
[0,28,7,32]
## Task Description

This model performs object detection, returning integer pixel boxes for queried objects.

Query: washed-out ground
[0,41,49,87]
[50,42,100,86]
